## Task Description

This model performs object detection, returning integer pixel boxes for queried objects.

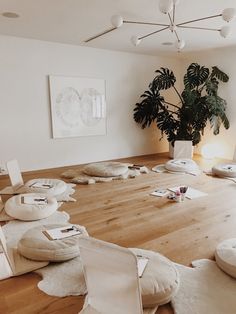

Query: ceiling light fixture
[2,12,19,18]
[84,1,235,51]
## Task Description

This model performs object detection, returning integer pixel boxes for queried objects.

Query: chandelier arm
[173,4,176,24]
[178,25,220,31]
[84,27,116,43]
[139,26,169,40]
[124,20,169,27]
[174,30,180,41]
[177,14,222,27]
[168,13,174,26]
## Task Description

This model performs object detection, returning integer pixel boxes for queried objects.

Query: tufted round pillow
[5,194,58,221]
[83,162,129,177]
[130,248,180,307]
[215,238,236,278]
[212,163,236,178]
[18,224,88,262]
[25,178,67,196]
[165,159,199,173]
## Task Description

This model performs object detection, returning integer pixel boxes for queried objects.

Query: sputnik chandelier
[84,0,236,51]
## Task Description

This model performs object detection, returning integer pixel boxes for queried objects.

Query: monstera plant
[133,63,230,146]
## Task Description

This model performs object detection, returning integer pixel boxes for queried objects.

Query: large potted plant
[133,63,230,153]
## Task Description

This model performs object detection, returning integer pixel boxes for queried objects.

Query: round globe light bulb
[159,0,173,14]
[130,35,141,46]
[111,15,123,28]
[222,8,236,22]
[220,26,231,38]
[175,39,185,50]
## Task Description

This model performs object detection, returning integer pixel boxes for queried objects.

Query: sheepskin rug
[172,259,236,314]
[61,162,149,184]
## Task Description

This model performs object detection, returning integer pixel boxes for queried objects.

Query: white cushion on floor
[5,194,58,221]
[25,178,67,196]
[165,159,199,173]
[215,238,236,278]
[83,162,129,177]
[212,163,236,178]
[130,248,180,307]
[18,224,88,262]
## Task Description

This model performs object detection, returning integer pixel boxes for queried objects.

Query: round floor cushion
[215,238,236,278]
[5,194,58,221]
[83,162,129,178]
[165,159,199,173]
[212,163,236,178]
[18,224,88,262]
[130,248,180,307]
[25,178,67,196]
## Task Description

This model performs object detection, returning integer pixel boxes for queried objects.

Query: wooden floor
[0,153,235,314]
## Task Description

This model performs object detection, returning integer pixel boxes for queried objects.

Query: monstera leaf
[211,66,229,83]
[134,82,164,129]
[184,63,209,89]
[153,67,176,90]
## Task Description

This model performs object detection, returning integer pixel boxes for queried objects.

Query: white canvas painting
[49,75,106,138]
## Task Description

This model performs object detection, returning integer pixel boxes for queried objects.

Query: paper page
[43,225,81,240]
[150,189,169,197]
[168,186,208,199]
[30,182,53,189]
[22,196,48,205]
[137,257,149,277]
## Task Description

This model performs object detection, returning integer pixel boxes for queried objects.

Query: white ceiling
[0,0,236,55]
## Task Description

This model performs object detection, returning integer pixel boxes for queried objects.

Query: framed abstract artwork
[49,75,106,138]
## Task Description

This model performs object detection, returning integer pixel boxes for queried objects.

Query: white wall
[0,35,180,171]
[180,47,236,159]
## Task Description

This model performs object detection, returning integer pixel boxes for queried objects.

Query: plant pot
[169,141,194,159]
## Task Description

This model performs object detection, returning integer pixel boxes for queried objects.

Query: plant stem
[173,86,184,105]
[164,101,180,109]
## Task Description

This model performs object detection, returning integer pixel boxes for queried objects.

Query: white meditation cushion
[165,159,199,173]
[18,224,88,262]
[215,238,236,278]
[83,162,129,177]
[5,194,58,221]
[212,163,236,178]
[25,178,67,196]
[130,248,180,307]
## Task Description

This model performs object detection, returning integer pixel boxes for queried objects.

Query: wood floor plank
[0,153,233,313]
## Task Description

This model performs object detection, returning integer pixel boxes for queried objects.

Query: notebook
[43,225,82,240]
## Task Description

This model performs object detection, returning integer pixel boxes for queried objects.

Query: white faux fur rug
[61,165,149,184]
[55,183,77,202]
[172,259,236,314]
[35,255,87,297]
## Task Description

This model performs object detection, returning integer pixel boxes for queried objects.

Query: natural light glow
[201,143,220,159]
